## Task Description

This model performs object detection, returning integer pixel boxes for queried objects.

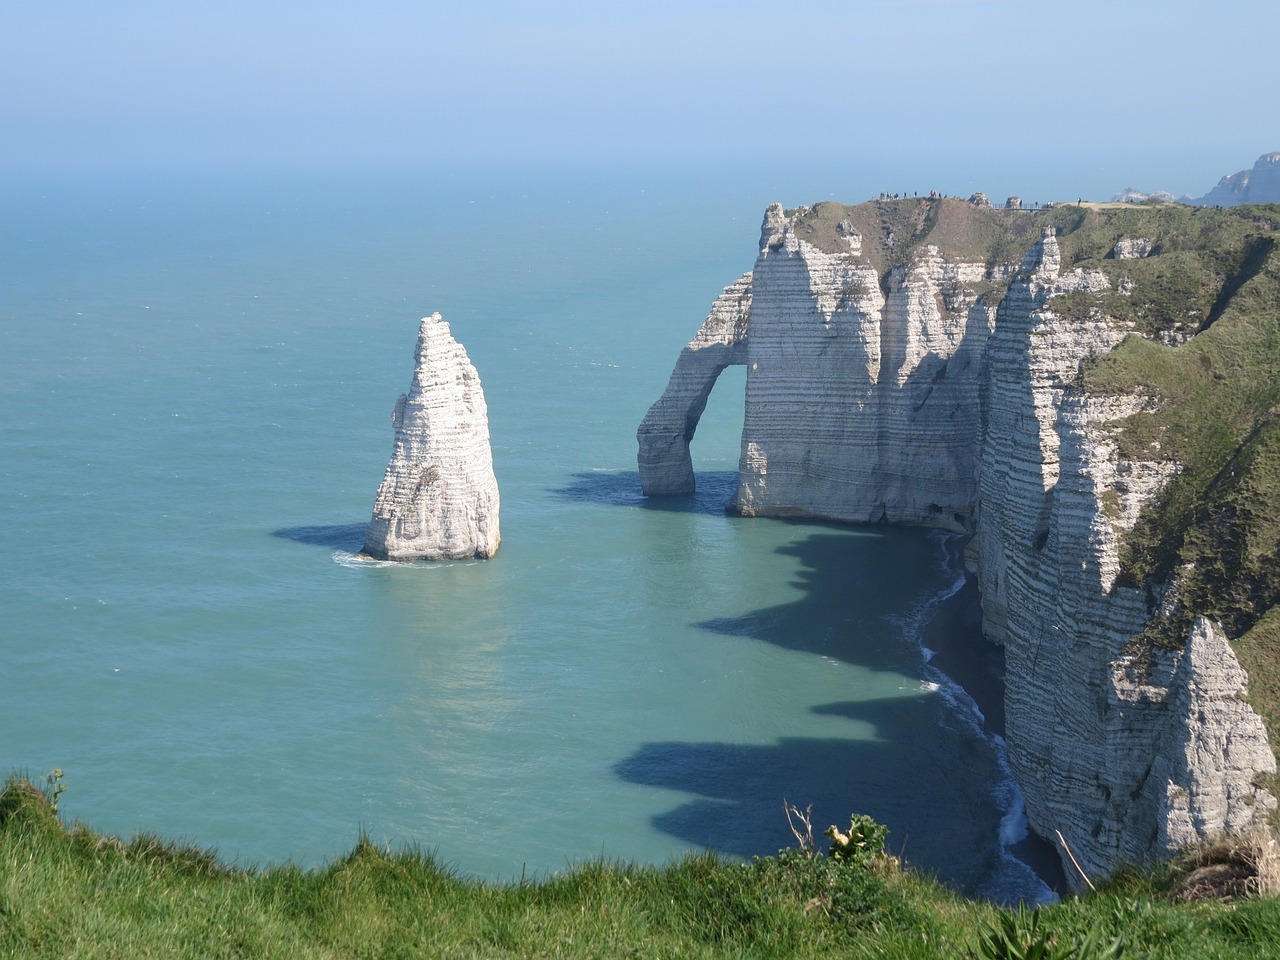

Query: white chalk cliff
[639,200,1276,886]
[363,313,500,561]
[728,204,993,529]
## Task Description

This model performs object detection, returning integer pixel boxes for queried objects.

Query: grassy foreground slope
[3,778,1279,959]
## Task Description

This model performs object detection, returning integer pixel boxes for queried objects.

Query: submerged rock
[362,314,500,561]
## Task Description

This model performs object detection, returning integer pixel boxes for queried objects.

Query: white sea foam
[899,532,1057,905]
[332,551,404,569]
[333,550,482,570]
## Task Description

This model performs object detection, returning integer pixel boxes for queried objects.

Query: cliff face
[641,201,996,528]
[731,203,994,529]
[971,230,1275,882]
[1193,152,1280,207]
[639,199,1279,885]
[363,313,500,561]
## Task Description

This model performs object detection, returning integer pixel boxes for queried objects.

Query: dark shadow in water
[271,522,367,551]
[698,529,1012,731]
[697,529,944,667]
[809,692,1066,892]
[551,470,738,516]
[616,525,1065,899]
[614,694,1014,894]
[918,574,1007,737]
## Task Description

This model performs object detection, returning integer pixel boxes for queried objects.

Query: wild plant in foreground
[825,813,892,867]
[970,905,1124,960]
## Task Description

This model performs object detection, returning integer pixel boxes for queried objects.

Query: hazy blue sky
[4,1,1277,197]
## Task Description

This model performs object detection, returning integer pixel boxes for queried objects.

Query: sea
[0,160,1052,902]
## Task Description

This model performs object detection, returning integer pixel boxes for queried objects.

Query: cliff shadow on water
[271,523,369,552]
[552,470,739,515]
[603,505,1062,900]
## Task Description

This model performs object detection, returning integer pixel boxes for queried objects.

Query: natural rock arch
[636,273,751,495]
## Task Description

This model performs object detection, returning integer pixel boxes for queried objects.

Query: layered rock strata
[362,313,500,561]
[640,200,1277,886]
[971,233,1275,884]
[730,204,994,528]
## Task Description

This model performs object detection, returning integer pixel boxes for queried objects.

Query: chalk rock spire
[362,314,500,560]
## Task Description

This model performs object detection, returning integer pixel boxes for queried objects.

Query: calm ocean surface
[1,163,1047,901]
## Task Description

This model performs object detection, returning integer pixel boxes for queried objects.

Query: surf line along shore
[911,533,1067,894]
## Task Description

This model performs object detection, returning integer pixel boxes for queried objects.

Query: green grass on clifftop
[1042,203,1280,757]
[1072,208,1280,680]
[3,777,1279,959]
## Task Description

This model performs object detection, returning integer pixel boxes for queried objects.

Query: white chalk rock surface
[362,314,500,560]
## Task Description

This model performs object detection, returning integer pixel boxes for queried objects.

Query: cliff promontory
[1193,152,1280,207]
[640,197,1280,887]
[363,313,500,561]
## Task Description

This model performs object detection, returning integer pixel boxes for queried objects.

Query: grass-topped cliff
[3,775,1278,959]
[1059,205,1280,751]
[783,198,1280,757]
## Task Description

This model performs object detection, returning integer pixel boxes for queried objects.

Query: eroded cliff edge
[639,197,1280,887]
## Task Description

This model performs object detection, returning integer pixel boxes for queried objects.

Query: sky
[3,0,1278,199]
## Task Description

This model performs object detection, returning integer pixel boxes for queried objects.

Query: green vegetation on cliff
[1032,203,1279,752]
[2,777,1278,959]
[1067,208,1280,716]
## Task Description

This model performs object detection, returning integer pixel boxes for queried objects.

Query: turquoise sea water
[1,164,1046,900]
